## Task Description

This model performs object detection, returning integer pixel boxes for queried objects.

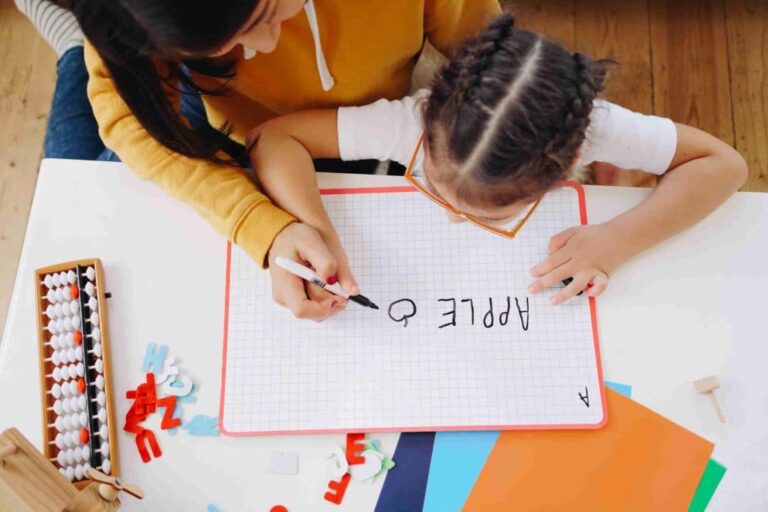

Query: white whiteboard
[220,184,605,434]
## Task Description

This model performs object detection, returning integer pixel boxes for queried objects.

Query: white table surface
[1,159,767,510]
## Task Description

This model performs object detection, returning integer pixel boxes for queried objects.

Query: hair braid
[543,52,607,170]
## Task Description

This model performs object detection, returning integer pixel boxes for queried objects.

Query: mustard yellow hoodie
[85,0,500,265]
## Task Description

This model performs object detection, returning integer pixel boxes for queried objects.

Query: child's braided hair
[424,15,611,207]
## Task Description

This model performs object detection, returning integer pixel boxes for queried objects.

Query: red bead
[270,507,288,512]
[80,428,89,444]
[70,285,79,299]
[73,330,83,346]
[77,378,86,394]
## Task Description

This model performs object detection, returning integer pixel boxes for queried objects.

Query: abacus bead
[52,367,62,382]
[76,362,84,377]
[47,289,57,303]
[101,458,111,475]
[65,333,74,347]
[100,442,109,457]
[48,320,58,334]
[53,400,64,415]
[98,424,108,439]
[46,305,55,319]
[58,272,68,285]
[52,274,61,287]
[91,328,101,342]
[80,429,89,445]
[78,395,86,410]
[68,365,78,380]
[64,466,75,481]
[51,383,62,399]
[44,274,53,288]
[95,391,106,406]
[97,408,107,422]
[72,316,81,329]
[92,343,102,358]
[69,380,79,395]
[57,450,67,466]
[95,375,104,390]
[67,270,77,284]
[94,359,103,374]
[74,464,84,480]
[87,297,98,311]
[54,433,65,449]
[55,288,64,303]
[79,412,88,428]
[62,399,71,414]
[52,351,61,366]
[90,312,99,326]
[84,282,95,296]
[70,300,79,315]
[85,267,96,280]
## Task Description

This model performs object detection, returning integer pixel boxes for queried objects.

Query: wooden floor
[0,0,766,336]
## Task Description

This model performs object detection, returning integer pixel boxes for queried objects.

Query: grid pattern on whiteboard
[221,185,603,434]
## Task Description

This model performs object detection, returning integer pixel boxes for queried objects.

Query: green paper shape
[689,459,727,512]
[382,457,395,471]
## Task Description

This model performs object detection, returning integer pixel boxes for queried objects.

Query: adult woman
[75,0,500,320]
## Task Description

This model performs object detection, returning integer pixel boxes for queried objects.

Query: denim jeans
[43,47,208,161]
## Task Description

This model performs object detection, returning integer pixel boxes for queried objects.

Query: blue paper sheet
[375,432,435,512]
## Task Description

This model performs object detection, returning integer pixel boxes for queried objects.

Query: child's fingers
[281,275,334,322]
[585,272,608,297]
[528,261,574,293]
[548,227,578,254]
[305,281,346,313]
[529,250,570,278]
[550,273,591,305]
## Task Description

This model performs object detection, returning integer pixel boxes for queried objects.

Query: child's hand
[268,222,359,322]
[528,223,629,304]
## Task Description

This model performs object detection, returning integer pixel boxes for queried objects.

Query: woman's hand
[268,222,359,322]
[528,223,631,304]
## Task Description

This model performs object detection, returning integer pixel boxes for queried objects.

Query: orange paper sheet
[465,389,713,511]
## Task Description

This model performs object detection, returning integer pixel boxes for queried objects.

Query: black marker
[275,257,379,310]
[561,277,584,296]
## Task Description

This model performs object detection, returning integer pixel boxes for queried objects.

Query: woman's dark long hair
[71,0,261,165]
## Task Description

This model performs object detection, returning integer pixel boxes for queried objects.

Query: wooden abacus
[34,259,120,487]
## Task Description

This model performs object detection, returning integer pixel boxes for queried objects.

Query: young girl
[250,15,747,310]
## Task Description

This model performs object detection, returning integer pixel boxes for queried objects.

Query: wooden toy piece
[693,376,726,423]
[34,259,121,488]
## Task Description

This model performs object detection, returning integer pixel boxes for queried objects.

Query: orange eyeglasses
[403,134,541,239]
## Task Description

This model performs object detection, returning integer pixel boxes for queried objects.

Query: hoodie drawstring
[304,0,335,91]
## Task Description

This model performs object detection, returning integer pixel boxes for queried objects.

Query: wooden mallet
[693,376,726,423]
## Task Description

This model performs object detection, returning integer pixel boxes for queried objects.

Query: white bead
[80,412,88,428]
[91,328,101,343]
[51,383,62,399]
[59,350,69,365]
[65,333,74,347]
[75,347,84,362]
[44,274,53,288]
[68,365,78,380]
[47,289,57,304]
[100,442,109,457]
[95,375,104,390]
[53,400,63,415]
[45,305,55,319]
[98,424,109,440]
[52,367,63,382]
[84,282,95,296]
[70,396,81,412]
[63,416,73,431]
[76,362,84,377]
[95,391,106,406]
[64,431,74,448]
[57,449,67,466]
[69,380,79,395]
[64,466,75,481]
[97,408,107,423]
[67,348,76,362]
[54,433,65,449]
[78,395,87,410]
[101,458,111,475]
[63,317,73,332]
[89,312,99,326]
[93,360,103,374]
[56,318,65,333]
[54,416,65,432]
[72,316,81,329]
[67,450,77,466]
[81,445,90,461]
[74,464,84,480]
[92,343,102,358]
[55,288,64,303]
[61,380,71,397]
[73,447,83,463]
[87,297,98,311]
[62,398,71,414]
[67,270,77,284]
[48,320,58,334]
[70,300,79,315]
[52,274,61,287]
[83,461,91,472]
[58,272,68,285]
[85,267,96,281]
[52,351,61,366]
